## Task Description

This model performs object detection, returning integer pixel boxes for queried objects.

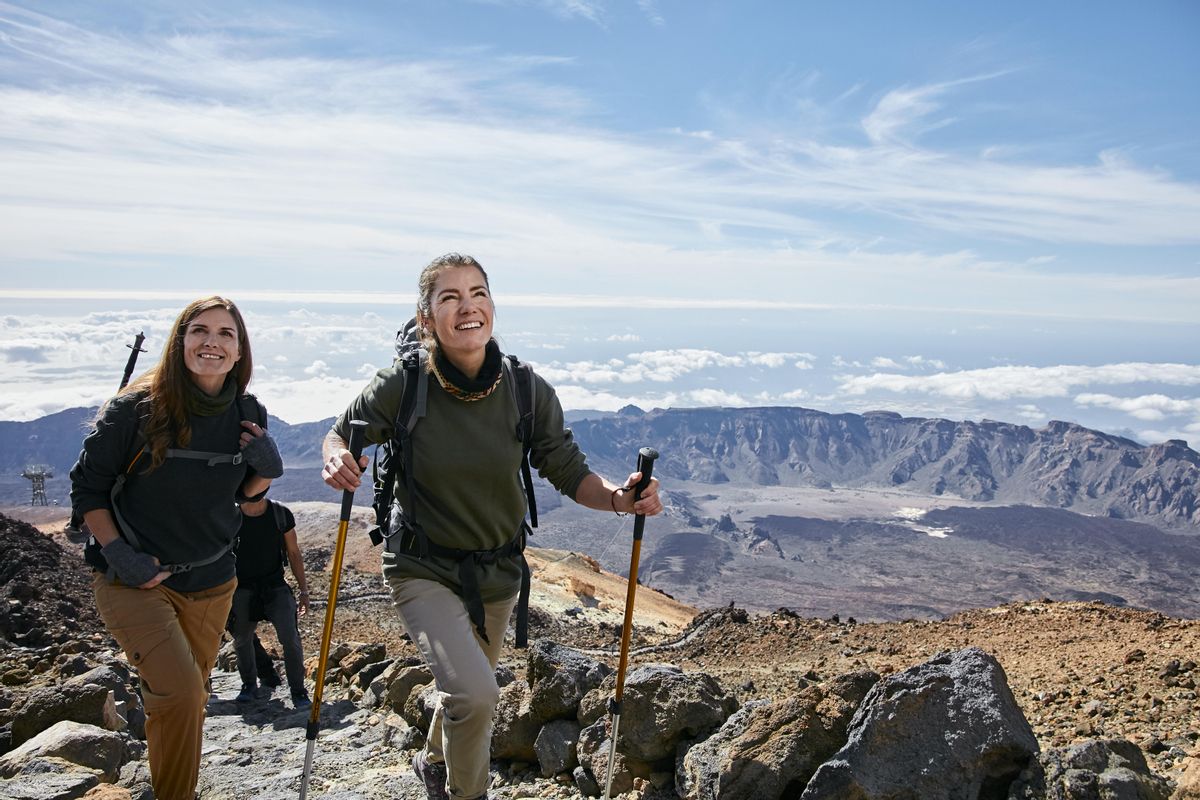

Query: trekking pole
[299,420,367,800]
[69,331,149,536]
[119,331,147,390]
[603,446,659,800]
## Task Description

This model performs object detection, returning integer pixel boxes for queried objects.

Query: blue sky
[1,1,1198,445]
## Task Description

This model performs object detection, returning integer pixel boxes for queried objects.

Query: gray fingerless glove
[101,538,162,587]
[242,432,284,478]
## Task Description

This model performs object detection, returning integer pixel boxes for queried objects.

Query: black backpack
[366,318,538,548]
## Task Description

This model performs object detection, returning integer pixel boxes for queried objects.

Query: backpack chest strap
[164,448,244,467]
[108,444,245,569]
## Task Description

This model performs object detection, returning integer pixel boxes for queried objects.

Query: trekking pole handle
[341,421,367,519]
[631,447,658,542]
[118,331,147,391]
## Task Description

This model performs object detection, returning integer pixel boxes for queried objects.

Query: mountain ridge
[565,406,1199,529]
[3,404,1197,529]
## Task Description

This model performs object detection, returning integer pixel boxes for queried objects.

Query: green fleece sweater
[334,356,592,602]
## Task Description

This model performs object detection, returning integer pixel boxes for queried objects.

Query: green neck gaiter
[186,375,238,417]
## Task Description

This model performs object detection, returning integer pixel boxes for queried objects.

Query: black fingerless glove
[101,538,163,587]
[242,432,284,478]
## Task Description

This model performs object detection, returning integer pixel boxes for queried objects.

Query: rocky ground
[2,506,1199,798]
[667,602,1200,776]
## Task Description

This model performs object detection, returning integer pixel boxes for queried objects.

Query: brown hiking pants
[93,574,236,800]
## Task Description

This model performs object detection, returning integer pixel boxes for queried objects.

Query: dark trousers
[230,584,305,693]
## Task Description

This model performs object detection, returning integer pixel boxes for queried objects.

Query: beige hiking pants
[93,574,235,800]
[385,575,517,800]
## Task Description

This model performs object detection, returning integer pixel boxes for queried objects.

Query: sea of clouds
[1,296,1198,447]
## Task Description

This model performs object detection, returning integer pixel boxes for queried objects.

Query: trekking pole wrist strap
[610,484,632,517]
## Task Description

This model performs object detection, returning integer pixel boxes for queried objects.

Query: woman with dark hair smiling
[70,296,284,800]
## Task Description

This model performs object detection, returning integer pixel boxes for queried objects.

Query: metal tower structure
[21,465,54,506]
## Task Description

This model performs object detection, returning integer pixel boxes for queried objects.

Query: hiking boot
[291,689,311,710]
[235,683,256,703]
[412,749,449,800]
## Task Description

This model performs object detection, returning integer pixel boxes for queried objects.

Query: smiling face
[181,307,241,394]
[420,264,494,373]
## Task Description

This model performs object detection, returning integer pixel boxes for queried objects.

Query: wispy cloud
[862,83,951,145]
[905,355,947,370]
[636,0,665,26]
[1075,392,1200,422]
[534,348,815,384]
[1,5,1198,325]
[518,0,606,24]
[840,364,1200,401]
[837,355,948,371]
[861,73,1010,145]
[1014,403,1045,420]
[553,384,755,413]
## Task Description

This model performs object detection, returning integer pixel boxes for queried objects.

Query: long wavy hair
[117,296,253,470]
[415,252,491,371]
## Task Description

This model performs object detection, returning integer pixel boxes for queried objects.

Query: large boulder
[381,713,424,752]
[66,665,143,740]
[535,718,581,777]
[578,664,737,763]
[527,641,611,725]
[402,682,439,733]
[490,680,541,762]
[65,666,135,706]
[679,670,879,800]
[1009,738,1172,800]
[353,657,394,691]
[338,642,388,679]
[378,663,433,713]
[0,759,101,800]
[0,720,126,782]
[801,647,1038,800]
[575,718,651,797]
[10,685,124,747]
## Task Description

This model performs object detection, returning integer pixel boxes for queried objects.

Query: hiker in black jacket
[70,296,283,800]
[322,253,662,800]
[230,497,311,708]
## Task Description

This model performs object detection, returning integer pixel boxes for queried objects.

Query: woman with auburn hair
[70,296,285,800]
[322,254,662,800]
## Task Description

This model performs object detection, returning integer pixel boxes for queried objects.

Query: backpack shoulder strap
[395,349,428,547]
[105,399,153,549]
[269,499,289,533]
[368,348,428,548]
[126,395,153,472]
[237,393,269,428]
[503,355,538,528]
[269,500,291,569]
[401,349,429,433]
